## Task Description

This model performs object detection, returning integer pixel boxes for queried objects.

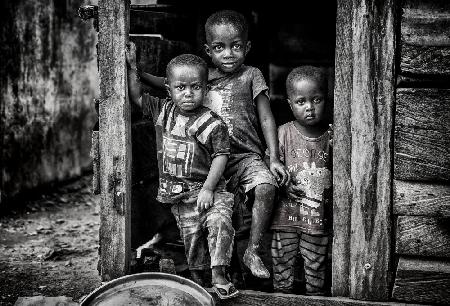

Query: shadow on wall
[0,0,99,210]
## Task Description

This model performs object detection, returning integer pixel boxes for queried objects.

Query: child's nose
[184,88,193,97]
[305,101,314,110]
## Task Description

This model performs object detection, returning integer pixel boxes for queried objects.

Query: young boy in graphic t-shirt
[271,66,332,295]
[127,43,239,299]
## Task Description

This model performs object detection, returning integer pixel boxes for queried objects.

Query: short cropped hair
[166,54,208,81]
[286,66,328,98]
[205,10,248,43]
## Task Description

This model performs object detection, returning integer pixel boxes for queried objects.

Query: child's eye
[175,85,185,90]
[296,99,306,105]
[313,97,323,104]
[232,44,242,50]
[193,85,201,90]
[213,45,223,52]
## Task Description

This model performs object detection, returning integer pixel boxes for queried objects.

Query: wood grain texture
[400,0,450,76]
[346,0,396,301]
[90,131,100,195]
[396,216,450,257]
[97,0,131,281]
[401,0,450,46]
[400,44,450,76]
[394,180,450,217]
[332,0,353,297]
[392,257,450,304]
[394,88,450,182]
[211,289,419,306]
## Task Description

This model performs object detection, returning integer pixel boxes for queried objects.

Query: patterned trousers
[271,229,329,295]
[171,190,235,270]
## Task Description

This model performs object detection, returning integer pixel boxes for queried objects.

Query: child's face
[166,65,207,112]
[205,24,250,74]
[288,78,326,127]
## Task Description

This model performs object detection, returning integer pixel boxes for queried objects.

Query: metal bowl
[80,272,215,306]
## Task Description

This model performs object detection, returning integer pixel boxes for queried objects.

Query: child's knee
[254,183,276,200]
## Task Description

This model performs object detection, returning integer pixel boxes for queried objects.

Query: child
[202,9,289,280]
[139,10,290,280]
[127,43,239,299]
[270,66,332,295]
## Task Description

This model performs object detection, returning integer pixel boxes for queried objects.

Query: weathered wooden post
[97,0,131,281]
[333,0,396,300]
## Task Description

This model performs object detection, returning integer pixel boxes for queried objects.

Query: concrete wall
[0,0,99,208]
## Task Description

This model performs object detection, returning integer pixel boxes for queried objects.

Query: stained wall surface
[0,0,99,208]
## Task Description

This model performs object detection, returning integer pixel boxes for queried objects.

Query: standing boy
[203,10,289,280]
[127,44,239,299]
[271,66,332,295]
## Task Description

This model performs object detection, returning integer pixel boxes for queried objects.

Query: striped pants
[271,229,329,295]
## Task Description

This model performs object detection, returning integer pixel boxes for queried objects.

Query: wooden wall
[392,0,450,304]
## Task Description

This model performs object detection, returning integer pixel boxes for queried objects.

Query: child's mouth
[222,62,236,69]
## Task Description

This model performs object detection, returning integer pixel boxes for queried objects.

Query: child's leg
[204,191,235,286]
[243,183,276,278]
[271,229,300,293]
[171,202,210,286]
[299,232,329,296]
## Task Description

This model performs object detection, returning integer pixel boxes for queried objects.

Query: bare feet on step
[243,248,270,279]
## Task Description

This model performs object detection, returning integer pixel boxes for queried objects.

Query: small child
[202,9,289,281]
[127,43,239,299]
[270,66,332,295]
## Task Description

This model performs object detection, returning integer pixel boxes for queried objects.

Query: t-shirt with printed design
[142,93,230,204]
[204,65,269,167]
[271,121,332,235]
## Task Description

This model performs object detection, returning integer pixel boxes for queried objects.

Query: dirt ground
[0,175,102,306]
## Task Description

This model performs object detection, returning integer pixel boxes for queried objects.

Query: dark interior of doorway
[129,0,336,293]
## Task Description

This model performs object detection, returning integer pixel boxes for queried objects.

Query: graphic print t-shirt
[204,65,269,166]
[142,93,230,204]
[271,122,332,234]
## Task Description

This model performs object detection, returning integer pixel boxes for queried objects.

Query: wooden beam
[348,0,396,300]
[332,0,353,297]
[90,131,100,195]
[393,180,450,217]
[400,0,450,77]
[210,289,419,306]
[396,216,450,258]
[392,257,450,304]
[394,88,450,182]
[401,0,450,47]
[97,0,131,281]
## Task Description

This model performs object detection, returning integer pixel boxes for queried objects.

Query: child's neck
[293,121,328,138]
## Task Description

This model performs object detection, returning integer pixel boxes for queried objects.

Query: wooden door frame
[97,0,132,282]
[96,0,398,301]
[332,0,397,300]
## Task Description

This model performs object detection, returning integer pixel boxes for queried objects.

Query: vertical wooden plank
[349,0,396,300]
[90,131,100,195]
[97,0,131,281]
[332,0,353,297]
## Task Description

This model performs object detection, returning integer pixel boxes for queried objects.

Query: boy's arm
[197,154,228,212]
[126,42,142,109]
[140,71,166,90]
[256,93,290,186]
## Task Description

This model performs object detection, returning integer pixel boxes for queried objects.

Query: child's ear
[245,41,251,56]
[287,99,293,110]
[164,82,171,97]
[204,44,212,57]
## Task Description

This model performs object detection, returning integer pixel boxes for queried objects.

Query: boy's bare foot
[243,248,270,279]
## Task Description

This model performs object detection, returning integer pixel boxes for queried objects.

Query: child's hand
[125,42,137,68]
[197,188,214,213]
[286,183,305,201]
[270,159,290,186]
[328,124,333,147]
